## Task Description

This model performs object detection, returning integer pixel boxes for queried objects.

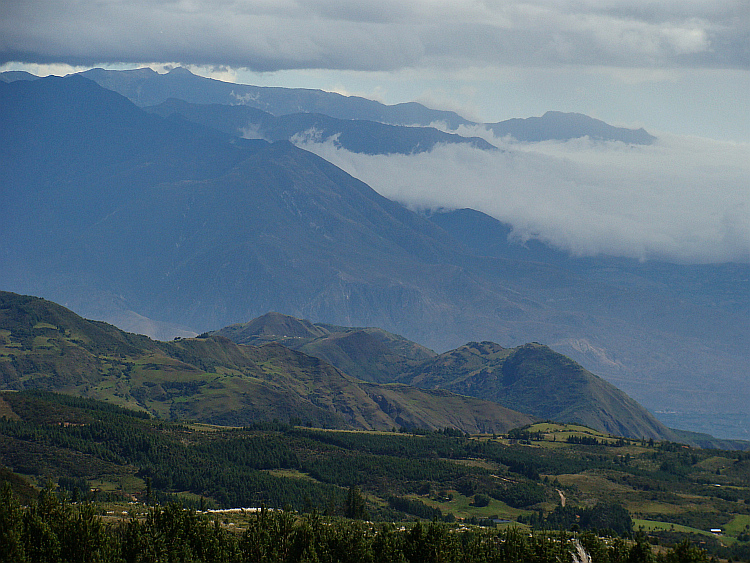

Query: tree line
[0,485,712,563]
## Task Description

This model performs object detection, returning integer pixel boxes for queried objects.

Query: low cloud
[295,131,750,264]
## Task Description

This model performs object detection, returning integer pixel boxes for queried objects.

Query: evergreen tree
[0,482,27,562]
[344,486,369,520]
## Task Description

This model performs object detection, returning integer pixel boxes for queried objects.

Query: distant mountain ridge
[77,66,474,129]
[0,70,39,83]
[488,111,656,144]
[0,67,656,144]
[145,98,497,155]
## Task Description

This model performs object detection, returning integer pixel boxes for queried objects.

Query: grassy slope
[0,291,532,433]
[402,341,678,441]
[214,314,678,441]
[214,312,436,383]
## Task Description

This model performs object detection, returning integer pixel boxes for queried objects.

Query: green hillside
[0,291,532,433]
[401,341,678,441]
[214,312,436,383]
[215,313,676,440]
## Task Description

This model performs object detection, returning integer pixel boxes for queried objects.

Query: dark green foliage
[472,493,491,507]
[117,503,240,563]
[343,486,369,520]
[0,483,26,562]
[57,476,89,501]
[624,532,655,563]
[0,389,739,520]
[22,390,151,420]
[0,465,37,505]
[508,427,544,441]
[301,450,467,495]
[1,388,749,562]
[715,539,750,562]
[0,486,719,563]
[657,538,709,563]
[290,427,470,459]
[0,391,345,512]
[490,482,546,508]
[387,496,443,521]
[567,435,601,445]
[520,502,633,537]
[0,485,116,563]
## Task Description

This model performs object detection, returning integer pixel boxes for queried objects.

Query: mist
[293,129,750,264]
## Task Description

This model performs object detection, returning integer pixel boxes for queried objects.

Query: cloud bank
[293,131,750,264]
[1,0,747,72]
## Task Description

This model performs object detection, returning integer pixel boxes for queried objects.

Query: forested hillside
[0,489,721,563]
[0,391,750,563]
[1,389,749,563]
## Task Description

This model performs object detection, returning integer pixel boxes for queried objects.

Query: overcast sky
[2,0,748,141]
[2,0,748,263]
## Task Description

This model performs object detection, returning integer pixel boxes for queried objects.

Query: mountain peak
[490,111,656,144]
[218,313,330,341]
[459,341,507,355]
[402,339,677,440]
[166,67,194,76]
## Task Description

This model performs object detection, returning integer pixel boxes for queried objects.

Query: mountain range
[77,66,656,145]
[144,98,496,155]
[0,291,686,441]
[0,68,747,439]
[4,67,653,145]
[0,291,537,433]
[212,312,675,440]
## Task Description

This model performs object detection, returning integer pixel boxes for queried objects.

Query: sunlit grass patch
[413,491,529,522]
[725,514,750,536]
[633,518,715,537]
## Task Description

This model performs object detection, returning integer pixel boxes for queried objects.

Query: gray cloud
[293,131,750,264]
[1,0,747,71]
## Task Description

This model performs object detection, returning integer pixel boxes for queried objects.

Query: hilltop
[400,341,674,440]
[214,312,436,383]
